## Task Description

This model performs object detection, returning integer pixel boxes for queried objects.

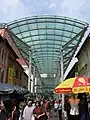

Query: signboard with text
[8,67,15,84]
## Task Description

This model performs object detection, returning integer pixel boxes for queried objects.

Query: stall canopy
[0,83,29,95]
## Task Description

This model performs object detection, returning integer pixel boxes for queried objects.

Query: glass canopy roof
[7,15,88,76]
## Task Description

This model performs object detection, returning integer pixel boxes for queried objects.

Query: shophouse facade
[0,36,9,82]
[76,35,90,76]
[0,28,28,86]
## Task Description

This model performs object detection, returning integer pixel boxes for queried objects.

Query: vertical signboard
[8,67,15,84]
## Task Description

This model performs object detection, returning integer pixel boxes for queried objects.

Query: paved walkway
[49,116,59,120]
[48,110,59,120]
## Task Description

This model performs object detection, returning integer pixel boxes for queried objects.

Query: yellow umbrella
[54,76,90,94]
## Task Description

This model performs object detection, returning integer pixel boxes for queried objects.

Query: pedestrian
[58,101,62,120]
[88,99,90,120]
[0,98,7,120]
[11,105,20,120]
[68,94,80,120]
[23,101,35,120]
[19,100,26,119]
[33,101,47,120]
[54,101,59,117]
[79,94,88,120]
[45,100,51,118]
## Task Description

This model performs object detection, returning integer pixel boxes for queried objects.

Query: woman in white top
[68,95,80,120]
[54,101,59,117]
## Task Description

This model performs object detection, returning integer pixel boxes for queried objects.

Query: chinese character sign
[8,67,15,84]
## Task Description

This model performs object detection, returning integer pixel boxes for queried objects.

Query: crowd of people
[0,97,60,120]
[0,93,90,120]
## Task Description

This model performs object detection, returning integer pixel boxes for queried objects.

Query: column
[33,66,35,94]
[58,61,60,84]
[36,73,39,99]
[28,51,32,92]
[60,49,64,113]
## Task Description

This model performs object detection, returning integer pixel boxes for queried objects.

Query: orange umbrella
[54,76,90,94]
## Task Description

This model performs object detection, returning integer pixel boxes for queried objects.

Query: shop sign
[8,67,15,84]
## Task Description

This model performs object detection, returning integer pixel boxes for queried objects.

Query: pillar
[28,51,32,92]
[33,66,35,94]
[60,49,64,113]
[36,73,39,99]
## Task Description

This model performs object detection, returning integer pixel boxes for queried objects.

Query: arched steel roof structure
[7,15,88,77]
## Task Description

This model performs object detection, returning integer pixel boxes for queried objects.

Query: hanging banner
[8,67,15,84]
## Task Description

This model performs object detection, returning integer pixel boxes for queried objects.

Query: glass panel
[9,23,17,28]
[46,23,55,28]
[47,35,55,39]
[23,37,32,42]
[38,23,46,28]
[54,44,60,48]
[55,18,64,23]
[47,30,54,34]
[39,30,46,35]
[34,45,41,48]
[55,30,63,35]
[64,31,71,37]
[41,41,48,44]
[19,25,28,32]
[71,33,76,38]
[65,20,74,25]
[76,36,81,41]
[18,21,27,25]
[75,22,84,28]
[32,36,39,40]
[55,23,64,29]
[29,24,37,30]
[40,35,46,39]
[16,34,22,38]
[73,40,78,44]
[62,37,70,42]
[54,41,61,44]
[46,18,55,22]
[16,39,21,45]
[64,24,73,31]
[12,28,20,34]
[22,32,29,38]
[47,44,53,48]
[73,27,82,33]
[27,19,36,23]
[31,30,38,35]
[37,18,46,22]
[41,44,48,48]
[66,17,75,21]
[55,36,62,40]
[37,59,43,62]
[37,48,47,52]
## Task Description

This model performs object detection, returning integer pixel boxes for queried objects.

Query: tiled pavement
[48,111,59,120]
[48,116,59,120]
